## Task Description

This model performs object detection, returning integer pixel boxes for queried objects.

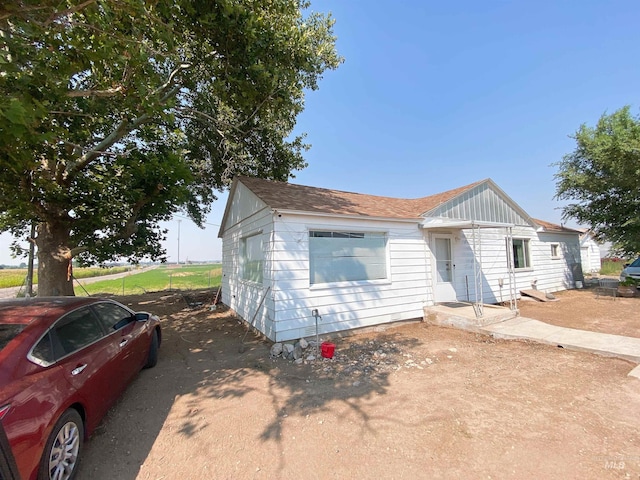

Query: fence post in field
[122,277,125,296]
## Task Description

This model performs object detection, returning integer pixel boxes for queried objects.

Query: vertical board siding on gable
[270,214,429,342]
[428,184,530,226]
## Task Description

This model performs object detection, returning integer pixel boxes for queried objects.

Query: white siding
[269,214,430,341]
[221,184,275,339]
[531,232,582,291]
[221,178,581,340]
[446,227,581,304]
[222,182,270,232]
[448,227,515,304]
[580,236,602,273]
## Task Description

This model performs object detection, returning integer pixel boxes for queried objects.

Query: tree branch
[0,5,50,22]
[69,183,163,258]
[67,85,181,178]
[153,63,191,96]
[44,0,97,26]
[0,0,97,23]
[238,87,281,128]
[56,139,134,159]
[49,110,94,118]
[176,106,228,137]
[67,85,124,97]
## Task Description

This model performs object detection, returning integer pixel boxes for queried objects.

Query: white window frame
[509,237,531,270]
[241,232,263,283]
[550,243,560,259]
[309,230,388,286]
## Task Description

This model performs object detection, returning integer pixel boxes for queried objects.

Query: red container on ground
[321,342,335,359]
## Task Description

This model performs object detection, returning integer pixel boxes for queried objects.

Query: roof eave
[537,228,582,235]
[273,208,423,224]
[217,177,240,238]
[420,218,516,229]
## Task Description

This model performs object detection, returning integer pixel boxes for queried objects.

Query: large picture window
[309,231,387,285]
[509,238,531,269]
[242,233,263,283]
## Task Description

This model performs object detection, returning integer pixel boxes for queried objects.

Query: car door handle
[119,339,128,348]
[71,364,87,376]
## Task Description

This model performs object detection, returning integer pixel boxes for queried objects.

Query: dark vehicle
[0,297,161,480]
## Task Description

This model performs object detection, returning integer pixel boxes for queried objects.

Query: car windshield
[0,324,25,352]
[629,258,640,268]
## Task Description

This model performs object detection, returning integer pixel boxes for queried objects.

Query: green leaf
[0,0,342,294]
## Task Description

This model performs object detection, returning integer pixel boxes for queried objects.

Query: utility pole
[177,219,181,265]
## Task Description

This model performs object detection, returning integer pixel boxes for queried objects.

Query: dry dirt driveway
[518,287,640,338]
[78,290,640,480]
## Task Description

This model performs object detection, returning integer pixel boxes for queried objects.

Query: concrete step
[423,303,518,332]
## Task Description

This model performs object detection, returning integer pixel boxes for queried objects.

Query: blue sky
[2,0,639,265]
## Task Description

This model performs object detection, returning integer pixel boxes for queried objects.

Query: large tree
[555,106,640,256]
[0,0,341,295]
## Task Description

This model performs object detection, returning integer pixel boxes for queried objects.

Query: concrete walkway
[482,316,640,379]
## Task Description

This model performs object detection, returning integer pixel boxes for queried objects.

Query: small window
[551,244,560,258]
[508,238,531,269]
[92,302,133,332]
[309,231,387,285]
[54,307,105,356]
[31,333,55,365]
[241,233,263,283]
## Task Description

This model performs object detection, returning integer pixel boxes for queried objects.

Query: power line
[172,214,220,227]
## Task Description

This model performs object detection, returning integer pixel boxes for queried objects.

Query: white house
[218,176,582,342]
[579,229,602,274]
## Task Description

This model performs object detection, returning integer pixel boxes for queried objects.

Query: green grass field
[0,266,131,289]
[76,264,222,296]
[599,259,626,276]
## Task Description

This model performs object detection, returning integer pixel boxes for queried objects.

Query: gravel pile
[270,338,441,378]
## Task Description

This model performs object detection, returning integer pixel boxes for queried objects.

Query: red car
[0,297,161,480]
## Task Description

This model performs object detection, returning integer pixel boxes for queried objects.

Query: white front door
[433,235,457,302]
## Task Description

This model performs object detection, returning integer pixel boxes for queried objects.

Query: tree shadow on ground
[78,290,424,479]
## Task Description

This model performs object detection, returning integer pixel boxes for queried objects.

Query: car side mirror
[134,312,150,322]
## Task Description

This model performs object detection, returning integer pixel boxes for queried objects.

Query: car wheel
[38,409,83,480]
[144,329,159,369]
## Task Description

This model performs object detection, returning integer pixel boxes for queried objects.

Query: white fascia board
[420,217,515,229]
[273,208,423,225]
[537,229,582,236]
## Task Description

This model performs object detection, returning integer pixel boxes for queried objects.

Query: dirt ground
[78,289,640,480]
[518,286,640,338]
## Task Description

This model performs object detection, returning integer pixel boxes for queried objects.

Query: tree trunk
[36,221,75,296]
